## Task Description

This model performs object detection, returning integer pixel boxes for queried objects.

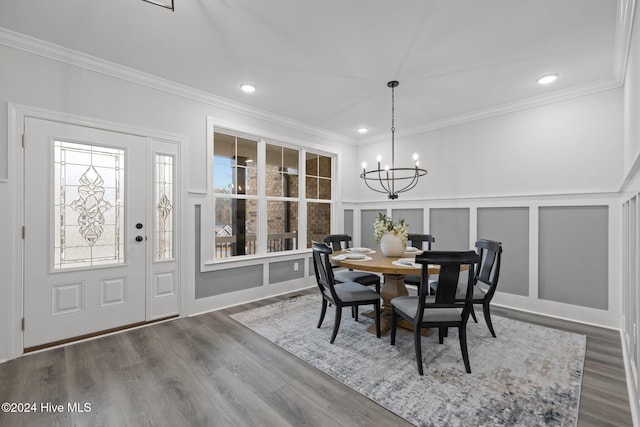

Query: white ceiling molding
[613,0,637,84]
[0,27,354,146]
[360,77,621,146]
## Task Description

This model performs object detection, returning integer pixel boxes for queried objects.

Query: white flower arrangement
[374,213,408,244]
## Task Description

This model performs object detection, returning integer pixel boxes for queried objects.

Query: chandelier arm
[377,169,392,194]
[397,175,420,194]
[402,169,427,192]
[361,172,394,194]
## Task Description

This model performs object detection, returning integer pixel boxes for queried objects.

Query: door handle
[136,236,144,242]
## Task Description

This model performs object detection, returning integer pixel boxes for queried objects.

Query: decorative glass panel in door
[54,141,125,269]
[155,154,174,261]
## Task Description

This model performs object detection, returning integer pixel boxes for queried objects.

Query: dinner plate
[347,247,371,253]
[332,254,372,262]
[392,258,420,268]
[404,247,421,253]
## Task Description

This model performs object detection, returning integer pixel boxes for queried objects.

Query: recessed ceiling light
[358,127,368,134]
[240,83,257,93]
[537,74,559,85]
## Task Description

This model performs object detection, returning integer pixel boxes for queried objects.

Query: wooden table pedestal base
[362,273,432,337]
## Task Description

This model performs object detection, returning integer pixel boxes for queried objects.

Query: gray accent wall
[538,206,608,309]
[195,205,263,298]
[196,205,304,299]
[478,207,529,296]
[392,208,424,234]
[269,259,305,284]
[361,209,385,249]
[344,209,354,237]
[429,208,470,250]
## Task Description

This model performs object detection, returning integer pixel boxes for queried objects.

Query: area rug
[230,294,584,426]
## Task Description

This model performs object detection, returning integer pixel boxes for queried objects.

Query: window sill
[201,249,312,272]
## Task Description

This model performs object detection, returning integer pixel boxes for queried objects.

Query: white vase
[380,233,405,257]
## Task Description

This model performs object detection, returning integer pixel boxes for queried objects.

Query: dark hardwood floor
[0,289,633,427]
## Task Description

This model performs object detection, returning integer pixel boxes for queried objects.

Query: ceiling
[0,0,632,142]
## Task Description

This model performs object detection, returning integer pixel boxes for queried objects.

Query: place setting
[331,246,376,262]
[346,247,376,254]
[392,257,421,269]
[331,252,373,262]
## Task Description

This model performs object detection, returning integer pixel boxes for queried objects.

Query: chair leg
[374,302,381,338]
[317,299,327,328]
[459,326,471,373]
[330,307,342,344]
[438,327,446,344]
[390,308,397,345]
[470,305,478,323]
[354,305,359,322]
[483,301,496,337]
[414,327,424,375]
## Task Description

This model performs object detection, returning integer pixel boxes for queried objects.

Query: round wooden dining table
[332,248,440,335]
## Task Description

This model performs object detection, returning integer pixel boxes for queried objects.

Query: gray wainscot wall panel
[392,208,424,234]
[269,259,305,284]
[477,207,529,296]
[361,209,385,249]
[195,205,263,299]
[344,209,354,237]
[429,208,470,250]
[538,205,608,309]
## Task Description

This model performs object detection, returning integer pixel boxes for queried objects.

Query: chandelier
[142,0,175,11]
[360,81,427,199]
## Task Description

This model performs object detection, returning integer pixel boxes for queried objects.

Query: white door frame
[9,103,188,360]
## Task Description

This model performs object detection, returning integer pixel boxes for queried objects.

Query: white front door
[23,118,149,348]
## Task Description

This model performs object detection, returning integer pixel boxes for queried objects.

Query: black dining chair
[429,239,503,337]
[312,241,381,343]
[464,239,503,337]
[404,234,436,287]
[324,234,381,294]
[390,250,481,374]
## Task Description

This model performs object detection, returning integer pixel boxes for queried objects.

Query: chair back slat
[312,241,339,301]
[434,264,461,303]
[474,239,502,293]
[407,233,435,251]
[415,250,480,323]
[324,234,352,251]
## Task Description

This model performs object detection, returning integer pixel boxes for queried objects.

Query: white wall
[624,2,640,193]
[353,88,624,201]
[0,42,355,362]
[621,4,640,425]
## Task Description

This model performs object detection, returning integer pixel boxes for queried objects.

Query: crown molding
[613,0,637,84]
[360,78,622,145]
[0,27,354,146]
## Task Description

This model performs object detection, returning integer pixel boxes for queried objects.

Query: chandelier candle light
[360,81,428,199]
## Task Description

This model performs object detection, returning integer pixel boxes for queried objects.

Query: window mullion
[299,149,308,249]
[257,139,267,256]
